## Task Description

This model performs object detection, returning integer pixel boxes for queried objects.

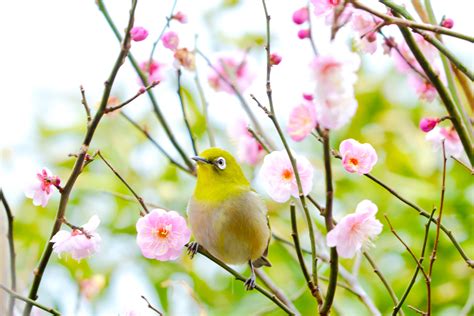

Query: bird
[187,147,271,290]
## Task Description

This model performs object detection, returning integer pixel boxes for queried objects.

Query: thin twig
[105,81,160,113]
[0,284,60,315]
[98,190,169,210]
[61,217,92,239]
[177,69,198,155]
[119,112,193,175]
[451,155,474,174]
[393,208,436,315]
[427,141,447,314]
[255,269,300,315]
[290,202,322,303]
[80,85,92,124]
[306,2,319,56]
[141,295,163,315]
[1,189,16,315]
[97,151,149,215]
[189,244,296,315]
[23,3,138,313]
[247,126,271,153]
[350,0,474,42]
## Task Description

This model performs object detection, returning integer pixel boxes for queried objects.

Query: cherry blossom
[79,275,106,300]
[392,34,438,75]
[259,150,314,203]
[228,117,265,165]
[287,99,317,142]
[409,75,437,102]
[136,209,191,261]
[207,53,255,94]
[162,31,179,51]
[130,26,148,42]
[311,45,360,130]
[419,117,439,133]
[311,0,341,17]
[426,126,464,158]
[25,168,61,207]
[172,11,187,23]
[51,215,101,261]
[327,200,383,258]
[339,139,378,175]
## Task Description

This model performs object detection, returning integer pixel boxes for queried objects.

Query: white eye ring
[215,157,226,170]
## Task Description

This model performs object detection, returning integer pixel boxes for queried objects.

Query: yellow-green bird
[187,147,271,290]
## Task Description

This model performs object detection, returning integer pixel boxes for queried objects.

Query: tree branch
[0,189,16,315]
[1,284,60,315]
[177,68,198,155]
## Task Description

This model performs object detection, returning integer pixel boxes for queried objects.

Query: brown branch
[177,68,198,155]
[80,85,92,124]
[0,284,60,316]
[104,80,160,113]
[23,2,138,314]
[1,189,16,315]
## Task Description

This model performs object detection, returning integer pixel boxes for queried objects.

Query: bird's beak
[192,156,211,164]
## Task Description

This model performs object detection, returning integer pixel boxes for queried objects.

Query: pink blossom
[162,31,179,51]
[409,75,437,102]
[426,126,464,158]
[311,45,360,130]
[208,53,255,94]
[259,150,314,203]
[419,117,439,132]
[130,26,148,42]
[441,18,454,29]
[51,215,101,261]
[339,139,378,175]
[25,168,61,207]
[136,209,191,261]
[270,53,282,66]
[228,117,265,165]
[79,275,106,300]
[327,200,383,258]
[287,101,317,142]
[297,29,311,39]
[292,7,309,25]
[172,11,188,23]
[359,35,378,54]
[139,60,164,83]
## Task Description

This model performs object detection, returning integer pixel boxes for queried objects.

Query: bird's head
[192,148,250,200]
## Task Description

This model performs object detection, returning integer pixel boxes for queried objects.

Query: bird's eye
[215,157,226,170]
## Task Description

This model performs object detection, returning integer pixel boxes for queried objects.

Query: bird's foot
[186,241,199,259]
[244,275,256,291]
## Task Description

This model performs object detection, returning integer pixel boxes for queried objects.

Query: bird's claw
[186,242,199,259]
[244,275,256,291]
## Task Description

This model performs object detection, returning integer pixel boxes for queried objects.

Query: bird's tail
[253,256,272,268]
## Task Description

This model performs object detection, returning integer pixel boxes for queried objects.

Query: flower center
[349,157,359,166]
[282,168,293,181]
[156,225,171,239]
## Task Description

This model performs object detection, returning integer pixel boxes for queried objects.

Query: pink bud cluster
[292,7,311,39]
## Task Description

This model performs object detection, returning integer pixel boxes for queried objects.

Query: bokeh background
[0,0,473,315]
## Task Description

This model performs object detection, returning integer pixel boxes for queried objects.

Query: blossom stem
[350,0,474,42]
[0,189,16,315]
[79,85,92,124]
[177,69,198,156]
[189,243,297,315]
[97,0,195,173]
[393,208,436,315]
[247,126,271,153]
[97,151,149,215]
[141,295,163,315]
[23,2,138,314]
[306,1,319,56]
[427,141,448,314]
[119,112,193,175]
[104,81,160,113]
[0,284,60,316]
[319,129,339,316]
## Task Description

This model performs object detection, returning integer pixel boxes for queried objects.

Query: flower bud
[297,29,310,39]
[292,7,309,25]
[419,117,439,132]
[130,26,148,42]
[270,53,282,66]
[441,18,454,29]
